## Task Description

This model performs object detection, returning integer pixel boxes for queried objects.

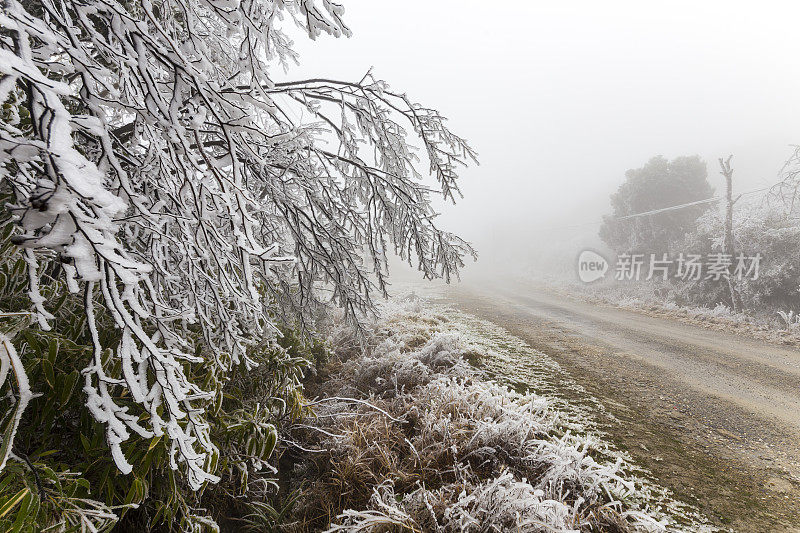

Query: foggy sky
[284,1,800,276]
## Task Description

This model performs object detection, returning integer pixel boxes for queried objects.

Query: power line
[541,183,777,232]
[615,196,720,220]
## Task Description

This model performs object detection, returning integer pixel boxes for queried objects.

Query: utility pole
[718,155,743,313]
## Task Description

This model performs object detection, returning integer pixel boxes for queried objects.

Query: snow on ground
[286,287,716,532]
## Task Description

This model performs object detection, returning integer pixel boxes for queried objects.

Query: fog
[286,0,800,280]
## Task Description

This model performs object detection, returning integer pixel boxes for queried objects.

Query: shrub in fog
[678,203,800,312]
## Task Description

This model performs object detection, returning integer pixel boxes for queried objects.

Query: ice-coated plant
[292,304,678,532]
[777,310,800,331]
[0,0,475,490]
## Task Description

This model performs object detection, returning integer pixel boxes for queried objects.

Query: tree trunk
[719,155,743,313]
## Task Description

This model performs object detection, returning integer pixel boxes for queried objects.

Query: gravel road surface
[446,283,800,532]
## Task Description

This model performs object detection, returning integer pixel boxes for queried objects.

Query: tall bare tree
[718,155,743,312]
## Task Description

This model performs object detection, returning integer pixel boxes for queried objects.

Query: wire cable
[542,183,778,232]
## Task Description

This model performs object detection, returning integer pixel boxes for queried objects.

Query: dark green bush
[0,201,325,531]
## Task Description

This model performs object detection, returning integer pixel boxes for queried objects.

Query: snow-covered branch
[0,333,34,473]
[0,0,475,488]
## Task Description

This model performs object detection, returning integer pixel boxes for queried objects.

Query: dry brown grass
[276,306,666,532]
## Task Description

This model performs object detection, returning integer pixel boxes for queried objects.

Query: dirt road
[445,283,800,532]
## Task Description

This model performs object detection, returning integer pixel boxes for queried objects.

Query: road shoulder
[446,285,800,533]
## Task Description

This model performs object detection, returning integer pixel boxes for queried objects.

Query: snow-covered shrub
[282,304,670,532]
[0,0,474,524]
[346,331,466,396]
[680,203,800,312]
[777,310,800,331]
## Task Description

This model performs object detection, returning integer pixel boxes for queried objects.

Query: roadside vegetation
[0,0,479,530]
[272,300,704,532]
[565,152,800,337]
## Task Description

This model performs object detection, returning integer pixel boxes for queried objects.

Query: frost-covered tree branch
[0,332,33,472]
[0,0,475,489]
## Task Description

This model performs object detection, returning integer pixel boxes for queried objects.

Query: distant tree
[599,155,714,253]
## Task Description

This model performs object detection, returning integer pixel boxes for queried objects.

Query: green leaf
[0,223,12,242]
[33,449,58,460]
[123,478,145,507]
[79,434,91,454]
[0,403,21,474]
[0,476,14,495]
[9,492,34,533]
[264,426,278,458]
[47,339,58,368]
[0,488,28,520]
[41,358,54,389]
[59,371,79,408]
[147,435,162,452]
[10,492,33,533]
